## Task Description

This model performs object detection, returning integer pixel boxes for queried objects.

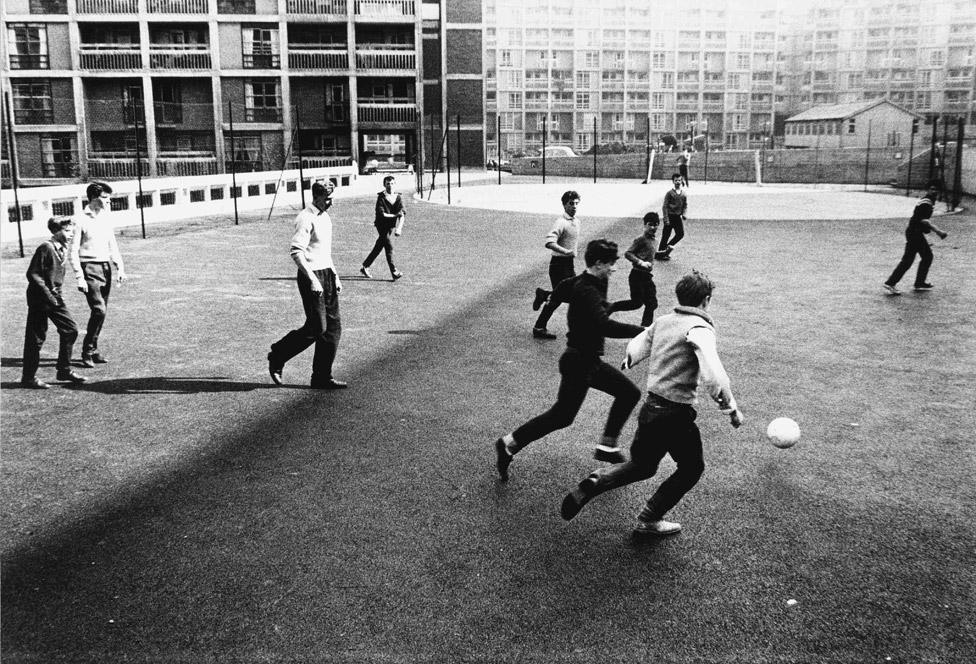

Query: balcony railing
[153,101,183,124]
[79,45,143,70]
[9,55,50,69]
[149,45,211,69]
[88,155,150,179]
[157,156,219,176]
[14,109,55,124]
[243,52,281,68]
[355,49,415,69]
[77,0,138,11]
[600,80,625,90]
[244,107,282,122]
[288,47,348,69]
[357,103,417,123]
[354,0,414,17]
[286,0,347,14]
[148,0,207,11]
[287,154,354,168]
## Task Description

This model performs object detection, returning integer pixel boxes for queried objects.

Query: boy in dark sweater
[609,212,659,326]
[360,175,405,281]
[883,179,949,294]
[22,218,88,388]
[561,271,743,537]
[495,239,645,480]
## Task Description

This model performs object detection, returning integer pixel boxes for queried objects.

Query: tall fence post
[296,110,305,208]
[542,115,547,184]
[927,116,938,184]
[906,119,917,196]
[703,129,709,185]
[3,91,25,258]
[940,118,949,209]
[645,117,651,183]
[429,113,437,192]
[497,115,501,186]
[951,118,964,210]
[416,112,424,198]
[456,114,461,189]
[130,99,147,239]
[444,122,451,205]
[863,119,872,192]
[592,117,597,184]
[228,101,239,226]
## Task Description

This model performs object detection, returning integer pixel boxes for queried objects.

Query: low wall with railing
[2,164,358,244]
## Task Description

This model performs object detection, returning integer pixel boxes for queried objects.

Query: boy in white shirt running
[560,270,744,537]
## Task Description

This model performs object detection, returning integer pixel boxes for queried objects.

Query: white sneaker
[633,519,682,537]
[360,265,372,279]
[883,283,901,296]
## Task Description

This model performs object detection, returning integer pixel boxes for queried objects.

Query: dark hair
[311,181,332,198]
[561,190,580,206]
[584,238,619,267]
[675,270,714,306]
[383,175,395,186]
[672,173,683,181]
[47,217,73,234]
[85,181,112,201]
[643,211,660,226]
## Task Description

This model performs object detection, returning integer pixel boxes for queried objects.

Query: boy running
[656,174,687,260]
[883,179,949,294]
[22,218,87,388]
[531,190,581,340]
[560,271,744,537]
[496,239,645,479]
[609,212,660,326]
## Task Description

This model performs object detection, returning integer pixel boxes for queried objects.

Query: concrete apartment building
[1,0,486,182]
[2,0,974,181]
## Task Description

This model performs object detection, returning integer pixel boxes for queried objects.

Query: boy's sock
[502,433,516,454]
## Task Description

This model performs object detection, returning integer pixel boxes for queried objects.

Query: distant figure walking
[360,175,405,281]
[677,149,690,187]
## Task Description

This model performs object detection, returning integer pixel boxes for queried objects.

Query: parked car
[541,146,579,158]
[486,159,512,172]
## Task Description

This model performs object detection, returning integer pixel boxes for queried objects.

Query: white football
[767,417,801,449]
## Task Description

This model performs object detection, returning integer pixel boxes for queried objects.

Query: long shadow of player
[62,376,275,395]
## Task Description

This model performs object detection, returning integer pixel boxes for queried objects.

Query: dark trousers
[679,164,689,186]
[658,215,685,252]
[535,255,575,330]
[23,295,79,381]
[886,232,933,288]
[363,224,397,274]
[588,393,704,521]
[511,348,641,451]
[609,270,657,326]
[80,261,112,356]
[270,268,342,384]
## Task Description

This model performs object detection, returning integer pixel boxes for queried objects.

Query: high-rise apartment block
[2,0,973,182]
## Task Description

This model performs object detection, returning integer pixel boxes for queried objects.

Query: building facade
[2,0,487,182]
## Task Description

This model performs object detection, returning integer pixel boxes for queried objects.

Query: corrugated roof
[785,100,915,122]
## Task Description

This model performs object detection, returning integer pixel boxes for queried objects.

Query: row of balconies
[39,45,414,72]
[18,0,413,16]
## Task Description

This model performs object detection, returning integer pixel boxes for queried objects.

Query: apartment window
[651,113,665,130]
[652,52,666,69]
[652,32,666,48]
[8,24,49,69]
[11,80,53,124]
[41,135,77,177]
[218,0,255,13]
[502,70,522,87]
[499,50,512,67]
[583,51,599,67]
[651,92,666,111]
[154,82,182,124]
[243,27,280,68]
[507,92,522,109]
[929,51,945,66]
[736,53,750,69]
[848,118,856,134]
[30,0,68,12]
[576,71,591,87]
[660,72,673,88]
[244,80,281,122]
[576,133,591,152]
[575,92,590,109]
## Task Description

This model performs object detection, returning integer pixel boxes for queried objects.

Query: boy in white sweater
[560,270,744,537]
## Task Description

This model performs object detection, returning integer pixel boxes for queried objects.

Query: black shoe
[79,356,95,368]
[913,283,934,291]
[593,445,627,464]
[21,378,50,389]
[391,270,403,281]
[311,378,348,390]
[533,327,557,340]
[654,251,671,261]
[267,352,283,386]
[91,353,108,364]
[561,476,598,521]
[495,437,513,482]
[532,288,550,311]
[360,265,372,279]
[56,370,87,384]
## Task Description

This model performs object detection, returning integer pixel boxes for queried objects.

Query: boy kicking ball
[560,270,743,537]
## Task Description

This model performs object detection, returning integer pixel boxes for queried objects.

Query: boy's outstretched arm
[687,326,743,428]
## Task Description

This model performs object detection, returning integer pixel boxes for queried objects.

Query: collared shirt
[27,237,68,306]
[70,207,124,276]
[663,188,687,217]
[544,212,580,257]
[290,204,334,270]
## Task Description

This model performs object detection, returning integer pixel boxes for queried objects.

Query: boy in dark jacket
[22,218,87,388]
[360,175,405,281]
[609,212,660,326]
[495,239,645,480]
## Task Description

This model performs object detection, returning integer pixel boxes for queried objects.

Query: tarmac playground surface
[1,178,973,662]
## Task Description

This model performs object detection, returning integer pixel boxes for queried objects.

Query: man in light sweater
[560,270,744,537]
[70,182,126,367]
[268,180,347,389]
[531,190,581,340]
